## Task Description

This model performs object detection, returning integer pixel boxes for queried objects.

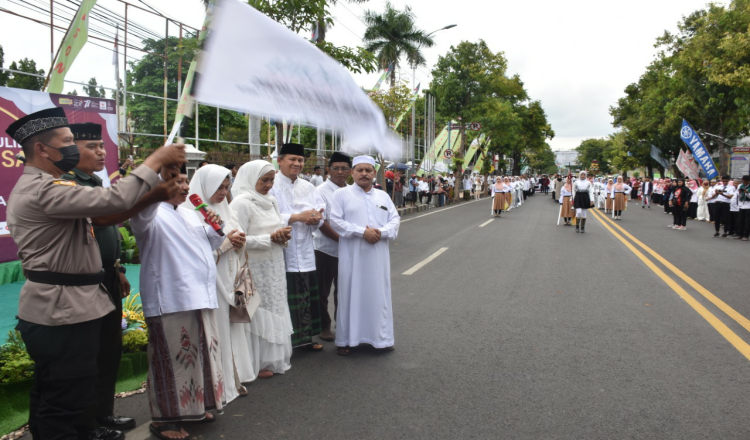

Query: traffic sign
[448,122,482,131]
[444,149,453,158]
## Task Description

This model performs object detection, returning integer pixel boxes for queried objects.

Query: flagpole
[43,6,78,91]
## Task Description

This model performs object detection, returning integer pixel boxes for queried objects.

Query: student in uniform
[559,176,574,226]
[612,176,632,220]
[572,171,594,233]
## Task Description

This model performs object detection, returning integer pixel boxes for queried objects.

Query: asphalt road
[109,194,750,439]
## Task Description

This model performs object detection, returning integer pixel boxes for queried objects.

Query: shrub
[122,329,149,353]
[0,331,34,383]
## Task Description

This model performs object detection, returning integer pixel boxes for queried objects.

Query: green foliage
[6,58,44,91]
[0,45,8,86]
[576,138,613,174]
[362,2,434,85]
[0,331,34,384]
[368,81,413,124]
[316,42,376,74]
[122,330,149,353]
[83,77,105,98]
[611,1,750,175]
[528,143,556,174]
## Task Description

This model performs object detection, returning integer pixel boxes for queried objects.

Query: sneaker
[668,224,674,228]
[679,226,687,230]
[722,234,728,238]
[642,206,645,209]
[648,206,651,209]
[713,233,720,237]
[672,225,680,229]
[742,238,749,241]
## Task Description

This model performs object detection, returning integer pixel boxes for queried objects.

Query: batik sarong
[286,271,322,347]
[145,309,225,422]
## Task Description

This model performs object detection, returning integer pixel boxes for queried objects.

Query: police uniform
[6,108,160,440]
[61,123,135,434]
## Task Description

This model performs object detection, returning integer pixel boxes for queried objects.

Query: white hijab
[232,160,278,211]
[182,164,236,229]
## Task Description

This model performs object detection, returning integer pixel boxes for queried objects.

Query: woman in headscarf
[653,179,663,206]
[185,164,252,403]
[612,176,632,220]
[230,160,294,379]
[605,178,614,214]
[572,171,594,233]
[558,176,574,225]
[503,177,513,211]
[669,178,691,230]
[491,176,508,217]
[687,180,699,219]
[697,179,710,221]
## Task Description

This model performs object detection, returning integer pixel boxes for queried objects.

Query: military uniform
[6,108,160,440]
[61,167,130,431]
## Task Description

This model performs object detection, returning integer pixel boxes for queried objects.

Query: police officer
[5,107,185,440]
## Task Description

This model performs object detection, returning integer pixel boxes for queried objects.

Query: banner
[47,0,98,93]
[679,119,718,180]
[650,145,671,169]
[0,87,119,263]
[731,147,750,179]
[194,0,401,159]
[371,64,392,92]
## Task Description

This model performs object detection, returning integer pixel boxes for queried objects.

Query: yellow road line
[591,209,750,334]
[590,209,750,361]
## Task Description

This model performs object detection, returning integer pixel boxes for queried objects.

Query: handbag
[229,251,261,323]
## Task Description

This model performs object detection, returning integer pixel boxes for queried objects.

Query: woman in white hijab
[231,160,294,378]
[184,164,253,403]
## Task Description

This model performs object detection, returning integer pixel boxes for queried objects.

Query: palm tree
[362,2,434,86]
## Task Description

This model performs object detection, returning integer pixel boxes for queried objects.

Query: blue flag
[679,119,718,180]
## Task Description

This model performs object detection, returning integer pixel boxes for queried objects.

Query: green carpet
[0,265,141,344]
[0,352,148,435]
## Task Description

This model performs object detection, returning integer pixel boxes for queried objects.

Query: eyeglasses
[330,167,350,172]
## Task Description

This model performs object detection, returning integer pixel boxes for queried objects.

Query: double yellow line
[589,208,750,361]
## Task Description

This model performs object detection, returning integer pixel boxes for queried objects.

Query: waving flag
[679,119,718,180]
[47,0,98,93]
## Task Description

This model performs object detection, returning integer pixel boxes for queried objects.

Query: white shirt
[131,202,224,317]
[713,183,736,203]
[310,174,324,187]
[418,181,429,192]
[270,173,325,272]
[313,179,346,257]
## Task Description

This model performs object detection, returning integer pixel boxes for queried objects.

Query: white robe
[330,185,400,349]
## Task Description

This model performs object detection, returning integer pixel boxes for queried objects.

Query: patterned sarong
[286,271,322,347]
[145,309,225,422]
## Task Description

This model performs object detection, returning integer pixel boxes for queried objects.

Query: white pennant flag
[194,0,402,159]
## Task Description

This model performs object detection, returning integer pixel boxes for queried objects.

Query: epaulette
[51,180,77,186]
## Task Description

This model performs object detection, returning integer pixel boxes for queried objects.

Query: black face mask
[557,177,562,181]
[43,143,80,173]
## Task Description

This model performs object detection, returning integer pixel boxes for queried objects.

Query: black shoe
[722,234,728,238]
[642,205,645,209]
[713,233,720,238]
[96,415,136,431]
[78,427,124,440]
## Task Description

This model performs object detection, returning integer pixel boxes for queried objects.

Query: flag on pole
[166,1,215,145]
[679,119,719,180]
[47,0,98,93]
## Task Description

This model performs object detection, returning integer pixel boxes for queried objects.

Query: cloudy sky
[1,0,719,151]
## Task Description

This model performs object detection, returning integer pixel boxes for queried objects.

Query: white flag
[194,0,402,159]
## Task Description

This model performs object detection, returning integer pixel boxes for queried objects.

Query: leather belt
[26,270,105,286]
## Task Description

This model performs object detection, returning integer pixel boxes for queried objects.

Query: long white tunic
[269,173,325,272]
[330,184,400,349]
[131,202,224,318]
[231,195,294,375]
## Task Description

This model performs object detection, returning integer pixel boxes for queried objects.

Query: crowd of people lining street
[5,108,400,440]
[541,171,750,240]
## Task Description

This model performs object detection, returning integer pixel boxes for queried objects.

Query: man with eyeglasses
[313,152,352,342]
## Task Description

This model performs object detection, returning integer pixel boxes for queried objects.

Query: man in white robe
[330,155,400,355]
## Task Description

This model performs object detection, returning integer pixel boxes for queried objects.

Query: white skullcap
[352,155,377,167]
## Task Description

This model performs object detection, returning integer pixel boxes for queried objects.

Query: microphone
[189,194,224,236]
